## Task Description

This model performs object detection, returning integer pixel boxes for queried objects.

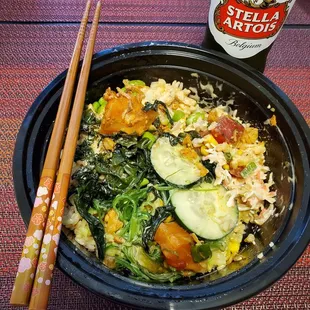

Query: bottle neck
[205,0,296,60]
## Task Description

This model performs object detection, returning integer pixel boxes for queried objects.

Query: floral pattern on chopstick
[13,176,53,295]
[29,174,70,308]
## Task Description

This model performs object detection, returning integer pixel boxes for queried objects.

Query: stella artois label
[209,0,296,58]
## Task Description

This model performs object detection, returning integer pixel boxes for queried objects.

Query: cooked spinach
[74,139,93,161]
[202,159,217,181]
[82,109,98,125]
[115,135,138,148]
[181,130,201,140]
[161,131,201,147]
[161,132,180,146]
[153,117,161,129]
[73,194,106,260]
[143,100,174,125]
[81,109,100,133]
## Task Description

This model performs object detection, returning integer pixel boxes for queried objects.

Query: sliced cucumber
[171,183,238,240]
[150,137,202,186]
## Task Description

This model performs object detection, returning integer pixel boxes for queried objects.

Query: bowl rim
[13,41,310,309]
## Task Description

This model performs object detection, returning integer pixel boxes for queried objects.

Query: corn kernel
[200,145,209,156]
[229,241,240,253]
[223,164,230,170]
[206,134,218,145]
[164,215,173,223]
[237,150,243,155]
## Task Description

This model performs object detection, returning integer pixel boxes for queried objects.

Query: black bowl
[13,42,310,309]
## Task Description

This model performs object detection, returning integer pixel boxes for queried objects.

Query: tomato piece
[99,89,157,136]
[211,116,244,144]
[154,222,204,272]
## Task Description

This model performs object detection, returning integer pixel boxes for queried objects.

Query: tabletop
[0,1,309,309]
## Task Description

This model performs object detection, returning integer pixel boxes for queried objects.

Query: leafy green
[82,109,97,125]
[94,138,151,195]
[142,205,174,248]
[80,108,101,134]
[142,268,181,283]
[153,117,161,129]
[115,257,150,281]
[115,135,138,148]
[93,199,111,220]
[143,100,174,125]
[142,131,157,149]
[191,243,212,263]
[73,194,106,260]
[147,243,164,263]
[202,159,217,181]
[112,188,149,242]
[184,130,201,139]
[115,245,181,283]
[140,178,149,187]
[74,139,93,161]
[161,133,180,146]
[224,152,232,163]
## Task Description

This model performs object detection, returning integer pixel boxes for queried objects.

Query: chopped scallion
[98,97,107,107]
[172,110,185,122]
[186,112,205,125]
[224,152,232,162]
[92,101,100,112]
[142,131,156,148]
[191,243,212,263]
[241,162,257,178]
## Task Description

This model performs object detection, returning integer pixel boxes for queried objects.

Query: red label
[215,0,288,39]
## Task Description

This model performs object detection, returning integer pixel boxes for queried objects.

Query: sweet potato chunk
[99,88,157,135]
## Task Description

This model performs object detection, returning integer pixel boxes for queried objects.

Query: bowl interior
[15,43,309,309]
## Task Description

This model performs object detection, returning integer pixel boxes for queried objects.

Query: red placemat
[0,24,309,310]
[0,0,309,24]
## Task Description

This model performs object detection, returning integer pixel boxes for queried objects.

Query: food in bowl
[63,78,276,283]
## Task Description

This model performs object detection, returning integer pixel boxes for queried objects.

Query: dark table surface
[0,1,309,309]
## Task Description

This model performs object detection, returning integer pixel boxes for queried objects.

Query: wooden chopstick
[10,1,92,306]
[28,2,101,309]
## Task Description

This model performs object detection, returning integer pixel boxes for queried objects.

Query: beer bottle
[202,0,296,72]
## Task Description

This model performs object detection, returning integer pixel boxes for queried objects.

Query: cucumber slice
[171,183,238,240]
[150,137,202,186]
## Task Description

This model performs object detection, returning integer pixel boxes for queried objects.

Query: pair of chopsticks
[10,1,101,309]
